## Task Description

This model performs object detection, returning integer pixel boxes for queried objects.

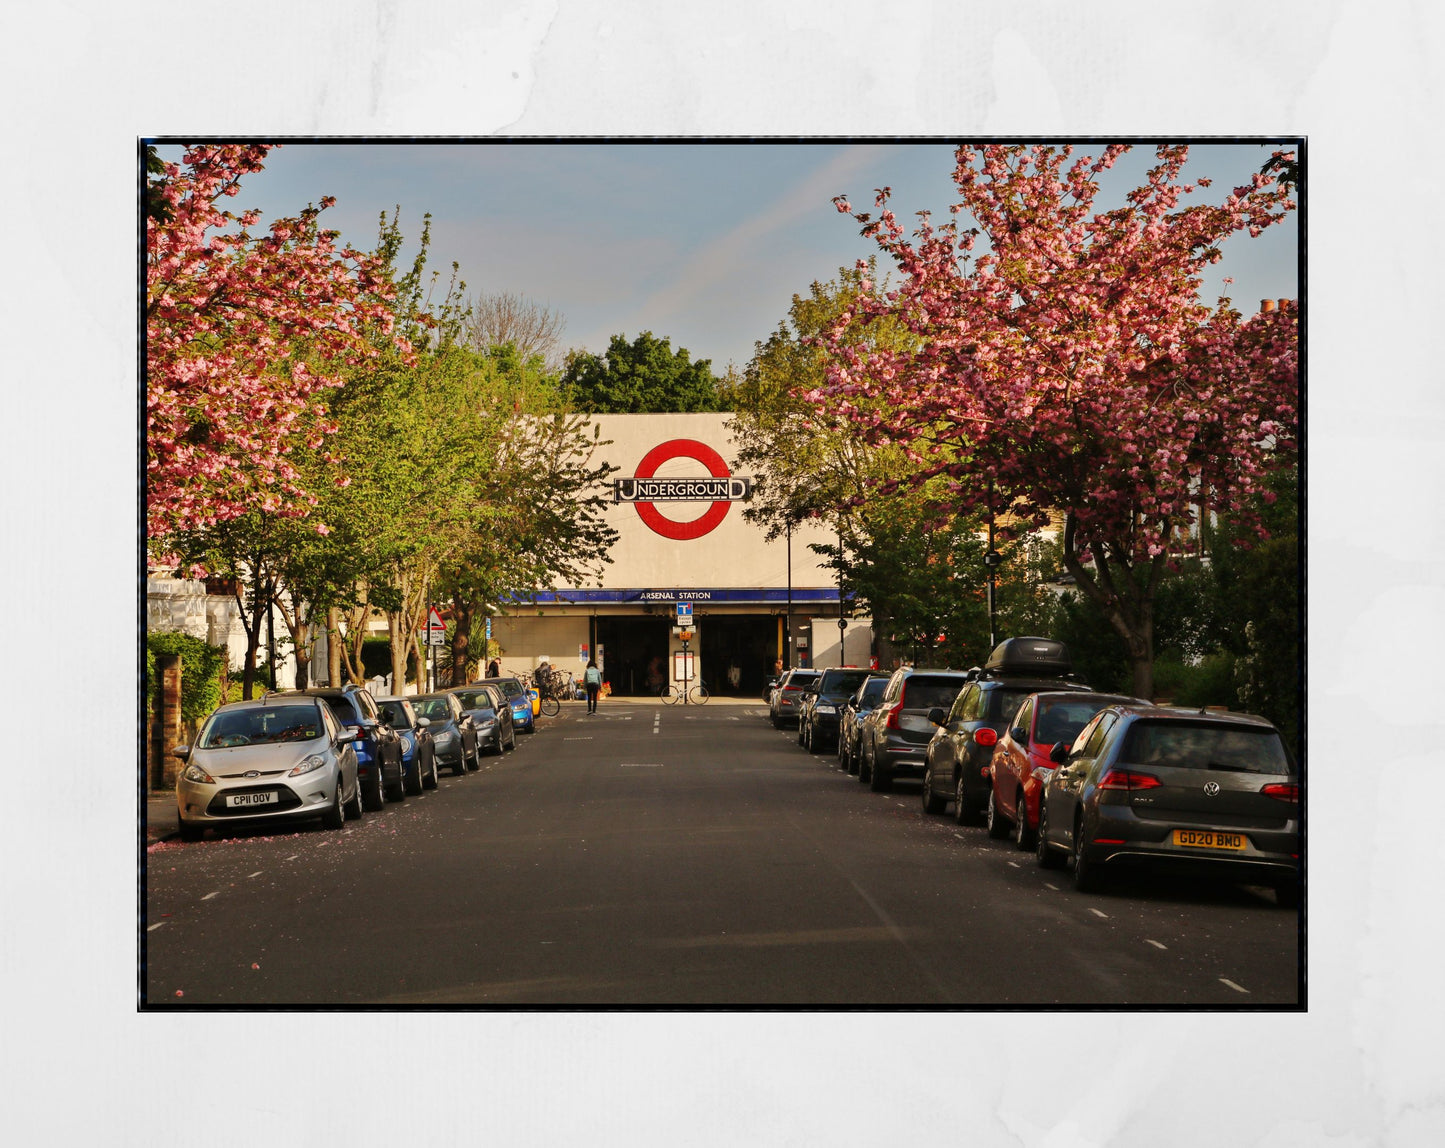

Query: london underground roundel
[629,439,735,541]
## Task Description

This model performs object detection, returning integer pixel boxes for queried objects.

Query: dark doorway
[698,615,776,696]
[596,616,671,697]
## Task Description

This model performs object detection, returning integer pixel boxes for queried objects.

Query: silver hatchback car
[174,698,363,841]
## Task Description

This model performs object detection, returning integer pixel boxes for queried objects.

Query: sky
[153,140,1299,374]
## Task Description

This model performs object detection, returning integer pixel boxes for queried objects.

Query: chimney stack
[1260,299,1277,313]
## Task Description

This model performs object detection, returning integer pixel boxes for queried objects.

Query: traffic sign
[676,601,693,625]
[426,607,447,646]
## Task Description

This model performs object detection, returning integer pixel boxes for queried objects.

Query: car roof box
[983,637,1073,677]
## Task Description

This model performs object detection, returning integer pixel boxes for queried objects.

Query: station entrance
[593,614,778,697]
[693,615,776,697]
[595,616,671,697]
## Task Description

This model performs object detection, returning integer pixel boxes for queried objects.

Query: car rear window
[985,686,1039,724]
[496,680,524,699]
[1034,695,1135,746]
[822,670,872,694]
[452,690,492,710]
[900,676,966,711]
[1119,720,1293,774]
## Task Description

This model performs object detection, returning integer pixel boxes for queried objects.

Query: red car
[986,691,1143,848]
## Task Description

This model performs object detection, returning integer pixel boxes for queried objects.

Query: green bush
[361,636,393,680]
[147,631,229,723]
[1150,653,1238,709]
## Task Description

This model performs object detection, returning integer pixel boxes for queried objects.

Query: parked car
[1035,704,1300,905]
[448,684,516,754]
[270,685,406,811]
[921,637,1091,824]
[983,690,1144,846]
[799,667,874,754]
[376,696,439,795]
[838,675,889,774]
[481,676,536,734]
[769,668,820,728]
[174,697,362,840]
[859,667,972,792]
[410,692,480,776]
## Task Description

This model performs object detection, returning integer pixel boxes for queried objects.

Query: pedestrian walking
[583,659,602,713]
[486,657,501,678]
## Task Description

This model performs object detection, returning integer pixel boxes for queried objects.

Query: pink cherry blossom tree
[146,144,403,560]
[821,144,1298,699]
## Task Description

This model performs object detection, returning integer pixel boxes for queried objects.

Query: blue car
[376,696,439,794]
[481,676,536,734]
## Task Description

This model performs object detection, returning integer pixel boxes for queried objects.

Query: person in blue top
[583,659,602,714]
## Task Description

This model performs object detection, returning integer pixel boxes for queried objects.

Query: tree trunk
[1061,513,1162,701]
[327,607,343,686]
[450,598,475,686]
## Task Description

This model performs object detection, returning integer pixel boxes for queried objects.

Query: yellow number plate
[1173,829,1245,851]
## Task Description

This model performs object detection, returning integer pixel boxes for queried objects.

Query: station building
[490,413,873,698]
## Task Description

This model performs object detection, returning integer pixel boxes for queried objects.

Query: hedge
[146,631,229,724]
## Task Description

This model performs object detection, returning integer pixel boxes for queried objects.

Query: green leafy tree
[561,331,725,413]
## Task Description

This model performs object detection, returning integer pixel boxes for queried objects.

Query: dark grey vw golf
[1036,704,1300,906]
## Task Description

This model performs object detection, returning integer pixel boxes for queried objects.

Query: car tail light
[973,728,997,748]
[885,702,904,730]
[1097,769,1161,791]
[1262,783,1300,802]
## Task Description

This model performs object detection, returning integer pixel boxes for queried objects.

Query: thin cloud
[611,145,901,337]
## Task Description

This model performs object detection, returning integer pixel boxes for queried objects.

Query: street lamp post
[785,519,793,671]
[984,479,1000,650]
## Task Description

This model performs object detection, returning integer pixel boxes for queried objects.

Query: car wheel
[922,766,947,815]
[343,772,364,819]
[403,757,423,796]
[1072,814,1101,892]
[321,781,345,830]
[362,767,386,812]
[1036,801,1063,868]
[847,743,860,776]
[869,756,891,792]
[177,816,204,843]
[385,767,406,802]
[858,745,871,783]
[507,726,517,751]
[986,789,1010,839]
[423,749,439,790]
[1013,792,1035,850]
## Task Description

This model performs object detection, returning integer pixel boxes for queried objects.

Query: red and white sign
[426,607,447,646]
[627,439,739,541]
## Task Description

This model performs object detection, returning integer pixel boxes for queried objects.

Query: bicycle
[530,671,564,717]
[660,679,709,705]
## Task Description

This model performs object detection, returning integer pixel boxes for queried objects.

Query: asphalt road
[143,699,1301,1006]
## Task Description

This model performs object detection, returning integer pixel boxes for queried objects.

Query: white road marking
[621,763,664,768]
[1007,862,1020,869]
[201,892,220,901]
[284,855,298,862]
[1088,908,1108,919]
[147,922,165,931]
[1146,940,1167,950]
[247,871,262,878]
[1044,883,1059,891]
[1220,978,1250,994]
[564,737,593,741]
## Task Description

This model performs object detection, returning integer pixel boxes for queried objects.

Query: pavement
[145,694,762,847]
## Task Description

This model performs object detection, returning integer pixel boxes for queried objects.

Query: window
[950,685,978,723]
[1010,697,1035,743]
[1080,712,1118,760]
[988,687,1035,725]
